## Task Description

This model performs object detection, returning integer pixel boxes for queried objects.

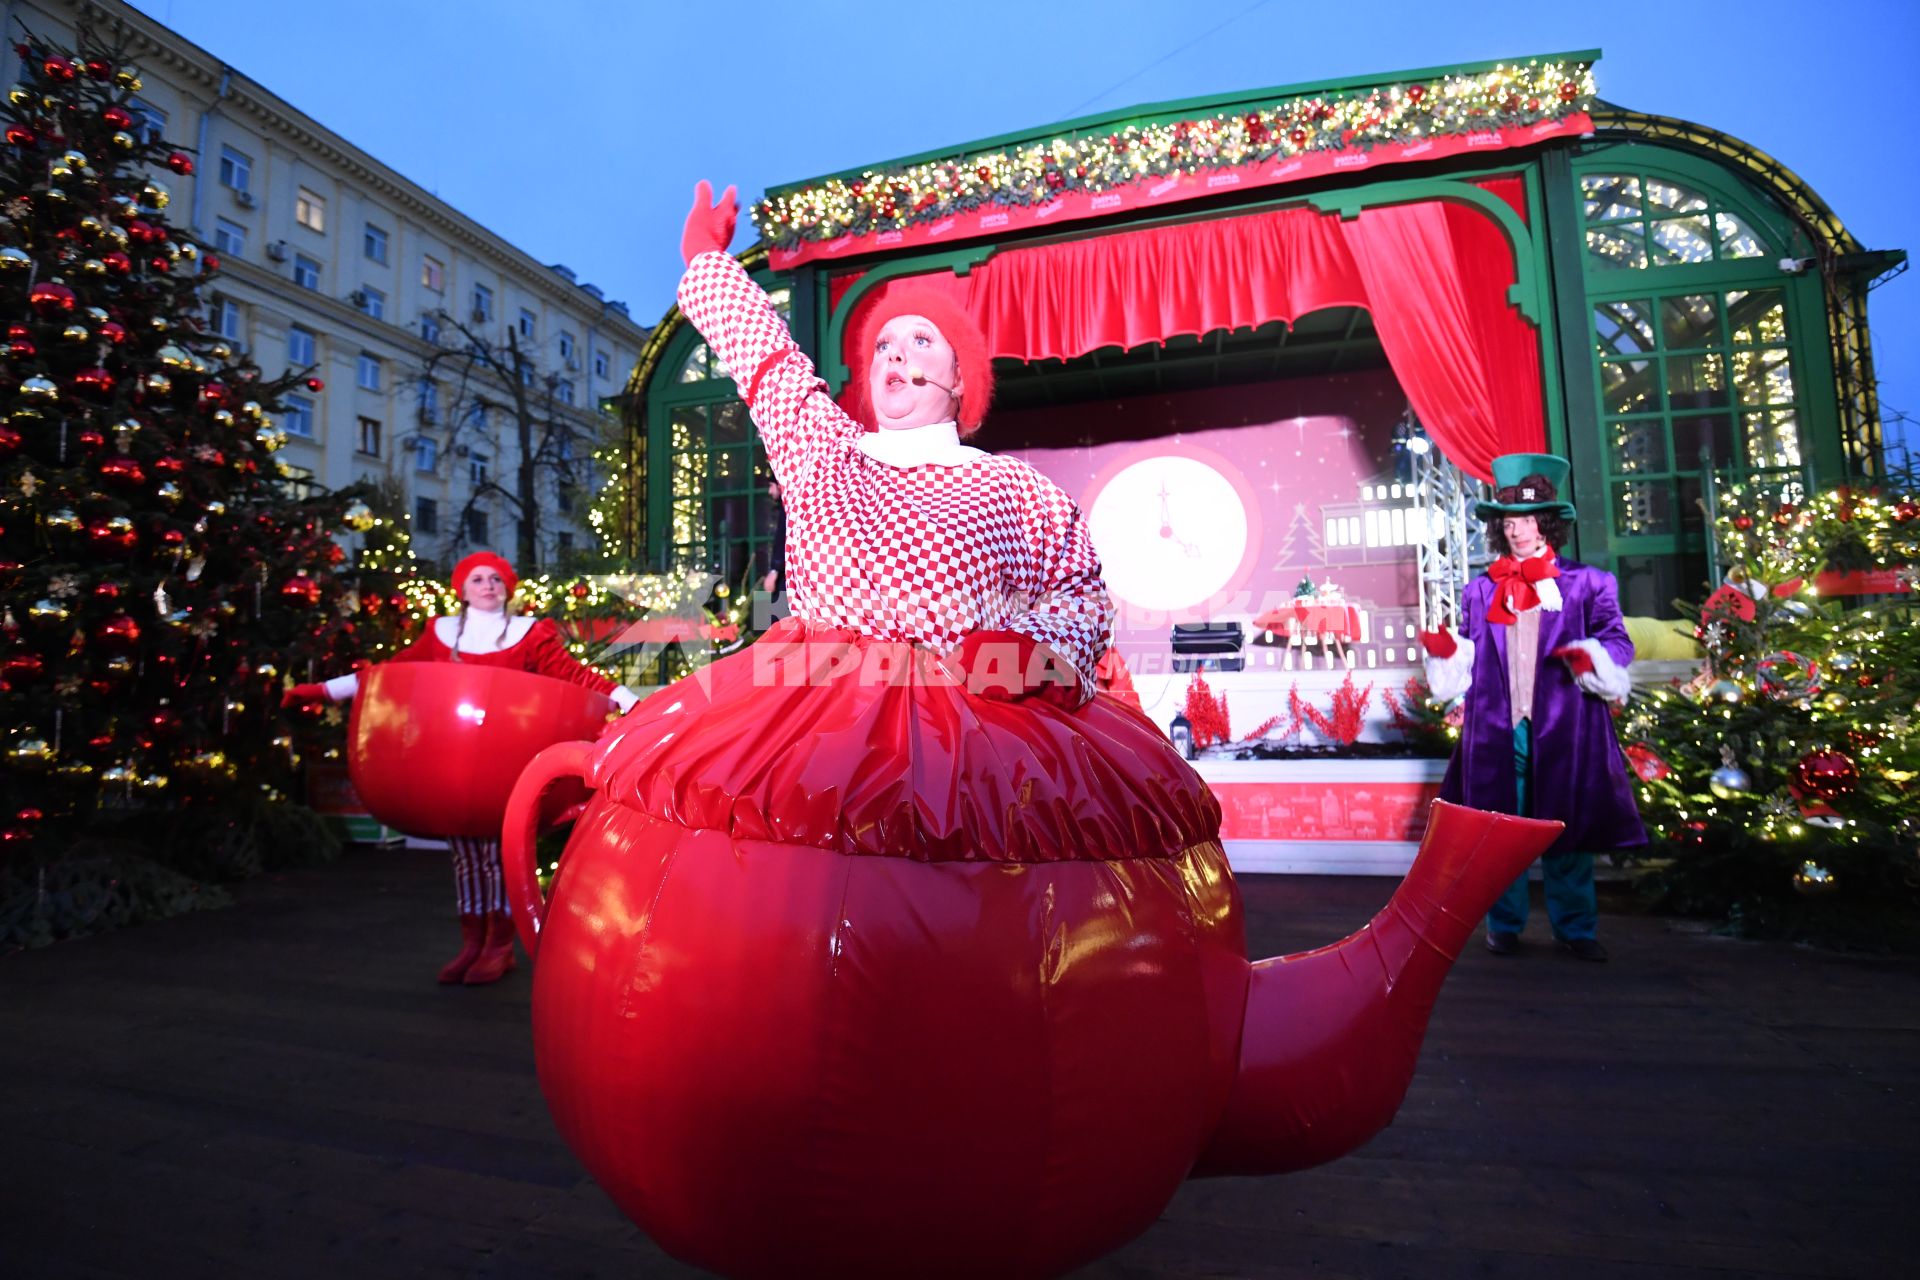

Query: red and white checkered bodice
[676,252,1112,696]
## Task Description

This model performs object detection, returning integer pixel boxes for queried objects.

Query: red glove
[1551,644,1597,677]
[281,682,330,709]
[953,630,1081,711]
[1418,627,1459,659]
[681,180,738,266]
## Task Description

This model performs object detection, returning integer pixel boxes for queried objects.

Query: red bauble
[2,649,47,686]
[1559,81,1580,101]
[97,613,142,649]
[102,105,133,129]
[149,255,171,274]
[124,218,158,244]
[158,528,186,548]
[72,366,115,398]
[4,123,36,147]
[304,377,325,392]
[1894,500,1920,524]
[166,152,194,175]
[93,581,122,599]
[101,251,131,276]
[1407,84,1427,103]
[1792,749,1859,803]
[151,454,184,474]
[0,826,33,847]
[7,338,36,358]
[42,54,77,80]
[77,428,106,452]
[1731,515,1754,531]
[280,573,323,605]
[99,454,145,486]
[199,380,229,407]
[147,709,182,738]
[0,423,20,457]
[84,58,113,81]
[571,582,590,599]
[28,281,77,316]
[1289,128,1308,147]
[14,806,44,824]
[203,253,220,272]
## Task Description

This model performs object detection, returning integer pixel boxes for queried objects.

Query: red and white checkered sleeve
[676,251,859,484]
[1004,467,1113,703]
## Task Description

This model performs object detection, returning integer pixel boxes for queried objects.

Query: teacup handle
[502,740,593,961]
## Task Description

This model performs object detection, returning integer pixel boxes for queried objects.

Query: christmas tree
[0,29,387,870]
[1625,481,1920,944]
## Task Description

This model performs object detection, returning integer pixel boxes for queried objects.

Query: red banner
[1814,567,1914,596]
[769,115,1591,270]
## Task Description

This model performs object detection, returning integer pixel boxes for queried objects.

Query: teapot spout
[1192,801,1561,1178]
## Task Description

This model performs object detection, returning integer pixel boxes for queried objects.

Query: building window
[594,351,610,379]
[517,308,537,339]
[470,452,489,485]
[659,395,772,585]
[213,218,246,257]
[556,381,575,406]
[356,287,385,320]
[1580,173,1768,273]
[363,223,389,264]
[288,326,316,367]
[414,495,439,534]
[558,531,574,556]
[555,431,574,462]
[557,483,574,514]
[211,298,242,341]
[295,187,326,233]
[293,254,321,290]
[471,284,493,322]
[283,394,315,438]
[559,331,576,365]
[421,255,444,291]
[466,402,487,431]
[465,508,488,543]
[420,313,441,344]
[128,97,167,146]
[357,353,382,390]
[414,436,438,471]
[219,145,251,192]
[356,416,381,456]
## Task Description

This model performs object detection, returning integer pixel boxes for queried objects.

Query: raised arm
[675,182,861,487]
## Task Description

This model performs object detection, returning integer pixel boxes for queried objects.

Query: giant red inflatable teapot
[502,634,1559,1279]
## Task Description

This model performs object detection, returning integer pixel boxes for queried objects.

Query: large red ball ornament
[84,59,113,81]
[166,151,194,175]
[77,428,105,452]
[304,377,325,392]
[1895,500,1920,525]
[2,649,47,687]
[1793,749,1859,803]
[199,380,229,407]
[7,338,36,358]
[151,453,184,474]
[99,454,145,486]
[42,54,77,81]
[28,281,77,316]
[279,573,322,605]
[101,105,133,129]
[72,366,115,398]
[4,124,35,147]
[97,613,141,650]
[100,251,131,276]
[0,423,20,457]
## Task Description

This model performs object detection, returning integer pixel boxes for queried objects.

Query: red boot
[462,910,518,986]
[437,914,486,984]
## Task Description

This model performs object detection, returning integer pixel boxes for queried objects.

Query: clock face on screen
[1084,449,1255,614]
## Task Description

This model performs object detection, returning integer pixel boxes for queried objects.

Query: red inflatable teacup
[347,662,613,839]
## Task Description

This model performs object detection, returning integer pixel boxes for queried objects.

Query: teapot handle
[502,740,593,961]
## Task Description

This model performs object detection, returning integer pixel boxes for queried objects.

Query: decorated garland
[754,59,1596,250]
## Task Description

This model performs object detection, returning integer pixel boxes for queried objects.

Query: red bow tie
[1486,554,1559,625]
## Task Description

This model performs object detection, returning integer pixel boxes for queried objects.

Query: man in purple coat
[1421,453,1646,961]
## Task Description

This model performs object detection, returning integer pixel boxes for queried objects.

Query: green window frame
[646,283,792,584]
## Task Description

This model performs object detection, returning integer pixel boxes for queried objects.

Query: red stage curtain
[837,181,1544,480]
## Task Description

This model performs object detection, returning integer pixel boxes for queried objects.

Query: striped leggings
[447,836,507,915]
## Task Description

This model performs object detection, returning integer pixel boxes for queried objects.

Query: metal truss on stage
[1407,424,1488,630]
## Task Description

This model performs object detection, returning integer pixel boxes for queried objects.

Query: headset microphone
[907,364,960,400]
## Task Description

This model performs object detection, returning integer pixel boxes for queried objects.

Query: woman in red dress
[284,550,640,985]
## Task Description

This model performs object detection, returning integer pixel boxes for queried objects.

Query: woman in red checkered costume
[572,184,1207,859]
[282,551,642,985]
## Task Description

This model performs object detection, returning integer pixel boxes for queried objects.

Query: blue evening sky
[132,0,1919,457]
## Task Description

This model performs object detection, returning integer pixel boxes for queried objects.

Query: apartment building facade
[16,0,648,569]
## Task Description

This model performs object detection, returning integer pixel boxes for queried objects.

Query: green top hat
[1473,452,1577,522]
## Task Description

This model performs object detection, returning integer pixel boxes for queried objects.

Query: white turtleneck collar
[856,420,984,468]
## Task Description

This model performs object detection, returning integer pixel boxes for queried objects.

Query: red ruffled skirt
[585,618,1219,863]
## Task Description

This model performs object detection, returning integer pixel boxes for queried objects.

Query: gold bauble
[156,481,183,505]
[100,764,136,787]
[157,343,194,369]
[342,500,376,532]
[62,150,88,170]
[141,181,171,210]
[19,376,58,401]
[204,500,227,516]
[6,735,54,768]
[255,425,286,452]
[143,372,171,395]
[43,187,68,204]
[0,246,30,269]
[114,70,143,91]
[79,216,104,237]
[179,242,198,261]
[5,85,32,107]
[80,258,107,276]
[62,323,90,342]
[207,341,232,361]
[135,772,169,793]
[27,598,70,624]
[110,130,135,151]
[211,409,235,428]
[49,162,75,182]
[1793,861,1838,896]
[46,507,82,533]
[240,400,264,422]
[149,315,168,333]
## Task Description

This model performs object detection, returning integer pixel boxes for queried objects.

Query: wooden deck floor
[2,842,1917,1279]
